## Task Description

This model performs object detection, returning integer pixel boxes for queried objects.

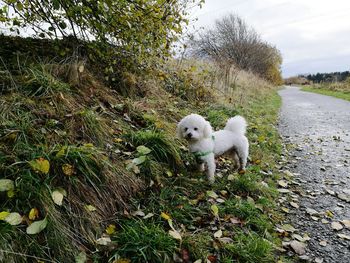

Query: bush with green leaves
[0,0,204,74]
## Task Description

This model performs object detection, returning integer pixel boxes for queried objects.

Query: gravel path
[278,86,350,263]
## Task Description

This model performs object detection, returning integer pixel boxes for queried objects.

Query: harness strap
[193,135,215,158]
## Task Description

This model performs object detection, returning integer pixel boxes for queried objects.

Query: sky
[188,0,350,77]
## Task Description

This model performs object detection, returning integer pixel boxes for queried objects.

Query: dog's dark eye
[184,127,188,131]
[194,127,198,131]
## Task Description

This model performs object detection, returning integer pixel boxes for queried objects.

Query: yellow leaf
[161,212,171,220]
[29,208,39,220]
[83,143,94,148]
[114,138,123,143]
[0,211,10,220]
[106,224,116,235]
[211,204,219,217]
[7,189,15,198]
[326,210,334,218]
[113,259,131,263]
[85,204,97,212]
[56,146,67,158]
[62,164,74,176]
[29,158,50,174]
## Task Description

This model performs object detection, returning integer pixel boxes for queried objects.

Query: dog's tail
[224,115,247,135]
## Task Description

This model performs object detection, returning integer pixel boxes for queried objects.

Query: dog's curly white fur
[177,114,249,183]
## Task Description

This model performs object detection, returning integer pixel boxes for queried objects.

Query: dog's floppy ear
[203,121,213,138]
[176,120,184,138]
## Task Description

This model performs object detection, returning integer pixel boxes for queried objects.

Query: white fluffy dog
[177,114,249,183]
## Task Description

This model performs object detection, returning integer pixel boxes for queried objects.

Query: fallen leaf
[206,191,218,199]
[29,158,50,174]
[96,235,111,245]
[132,210,145,217]
[132,156,146,165]
[136,145,151,155]
[292,234,305,242]
[281,224,296,232]
[169,230,182,240]
[52,189,67,206]
[26,218,48,234]
[143,213,154,219]
[105,224,116,235]
[85,205,97,212]
[4,212,22,225]
[303,233,311,241]
[278,188,291,193]
[161,212,171,220]
[331,221,343,231]
[62,164,74,176]
[290,240,306,255]
[211,204,219,217]
[214,229,222,238]
[319,240,327,247]
[28,208,39,220]
[337,233,350,240]
[230,217,241,224]
[290,202,299,209]
[281,207,290,213]
[306,208,318,216]
[0,179,14,192]
[278,180,288,188]
[218,237,233,244]
[0,211,10,220]
[325,210,334,218]
[227,174,235,181]
[112,259,131,263]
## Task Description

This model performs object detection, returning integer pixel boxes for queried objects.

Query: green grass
[302,86,350,101]
[111,220,177,263]
[0,57,284,262]
[222,231,273,263]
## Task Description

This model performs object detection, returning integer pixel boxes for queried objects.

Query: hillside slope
[1,37,283,263]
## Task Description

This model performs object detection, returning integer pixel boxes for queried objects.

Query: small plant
[111,220,176,263]
[21,66,70,97]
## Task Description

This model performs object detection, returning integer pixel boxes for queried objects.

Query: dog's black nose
[187,133,192,138]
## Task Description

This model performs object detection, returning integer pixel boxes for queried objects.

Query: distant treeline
[302,71,350,83]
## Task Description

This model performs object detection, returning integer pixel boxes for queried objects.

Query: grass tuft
[111,220,177,263]
[128,129,182,168]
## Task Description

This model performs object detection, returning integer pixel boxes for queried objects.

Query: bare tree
[191,14,282,82]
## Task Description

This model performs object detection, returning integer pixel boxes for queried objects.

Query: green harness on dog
[192,135,215,158]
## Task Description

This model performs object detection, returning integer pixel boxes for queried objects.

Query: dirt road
[278,86,350,262]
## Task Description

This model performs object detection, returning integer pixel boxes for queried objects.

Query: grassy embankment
[301,81,350,101]
[0,37,285,262]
